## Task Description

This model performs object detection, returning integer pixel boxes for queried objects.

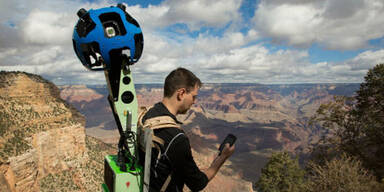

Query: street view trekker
[139,67,236,192]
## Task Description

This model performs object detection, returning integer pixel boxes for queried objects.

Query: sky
[0,0,384,85]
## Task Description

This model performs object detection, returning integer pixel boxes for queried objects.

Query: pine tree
[255,152,305,192]
[353,63,384,178]
[310,63,384,179]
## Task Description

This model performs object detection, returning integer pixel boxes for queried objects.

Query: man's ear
[176,88,186,101]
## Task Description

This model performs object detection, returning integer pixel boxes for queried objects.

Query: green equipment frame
[101,56,151,192]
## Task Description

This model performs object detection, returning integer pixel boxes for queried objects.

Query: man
[140,67,235,192]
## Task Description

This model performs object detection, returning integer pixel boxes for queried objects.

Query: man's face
[178,84,199,114]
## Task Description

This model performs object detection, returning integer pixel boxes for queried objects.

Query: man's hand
[203,143,236,181]
[220,143,235,159]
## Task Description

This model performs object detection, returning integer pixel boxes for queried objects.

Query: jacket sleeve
[170,136,209,191]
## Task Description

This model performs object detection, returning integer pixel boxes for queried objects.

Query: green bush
[40,170,80,192]
[255,152,305,192]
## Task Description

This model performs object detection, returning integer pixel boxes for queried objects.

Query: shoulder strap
[163,133,184,156]
[159,132,184,192]
[137,106,150,128]
[138,105,181,150]
[160,175,172,192]
[137,105,184,192]
[138,106,181,130]
[144,116,181,130]
[137,106,151,151]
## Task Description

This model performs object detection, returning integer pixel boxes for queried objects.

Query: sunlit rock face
[0,72,115,192]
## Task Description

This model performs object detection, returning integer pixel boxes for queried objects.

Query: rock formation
[0,72,116,191]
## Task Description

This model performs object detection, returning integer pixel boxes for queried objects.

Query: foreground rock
[0,72,116,191]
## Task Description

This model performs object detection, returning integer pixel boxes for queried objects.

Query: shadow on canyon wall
[183,112,295,182]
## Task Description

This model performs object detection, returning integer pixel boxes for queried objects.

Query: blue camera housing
[73,5,143,71]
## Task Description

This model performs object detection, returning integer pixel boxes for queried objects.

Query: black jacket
[141,102,208,192]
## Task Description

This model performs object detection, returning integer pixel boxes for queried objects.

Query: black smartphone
[218,134,237,155]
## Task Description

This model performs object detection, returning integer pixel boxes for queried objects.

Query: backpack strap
[138,106,181,131]
[160,175,172,192]
[138,105,181,150]
[144,116,181,130]
[142,128,153,192]
[152,136,165,146]
[137,106,149,129]
[137,105,184,192]
[163,133,184,157]
[159,133,184,192]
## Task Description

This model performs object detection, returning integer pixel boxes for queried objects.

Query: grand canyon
[59,82,359,190]
[0,71,361,191]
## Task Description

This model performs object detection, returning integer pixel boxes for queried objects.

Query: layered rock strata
[0,72,115,191]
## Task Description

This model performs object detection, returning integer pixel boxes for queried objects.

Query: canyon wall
[0,72,115,192]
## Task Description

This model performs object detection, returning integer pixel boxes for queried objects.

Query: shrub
[255,152,305,192]
[305,154,384,192]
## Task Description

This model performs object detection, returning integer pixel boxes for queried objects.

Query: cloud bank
[0,0,383,85]
[253,0,384,50]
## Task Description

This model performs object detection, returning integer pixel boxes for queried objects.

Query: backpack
[137,106,184,192]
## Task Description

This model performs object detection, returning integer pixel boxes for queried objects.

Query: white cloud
[253,0,384,50]
[30,46,62,65]
[126,4,170,31]
[128,0,242,31]
[133,29,261,79]
[193,30,259,54]
[22,10,75,45]
[347,49,384,70]
[254,3,321,46]
[163,0,242,30]
[195,45,313,83]
[0,48,17,60]
[193,45,384,83]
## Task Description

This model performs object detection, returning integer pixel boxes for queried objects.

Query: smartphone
[218,134,237,155]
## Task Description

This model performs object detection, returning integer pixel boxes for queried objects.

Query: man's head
[163,68,202,114]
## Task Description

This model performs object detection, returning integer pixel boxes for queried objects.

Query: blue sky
[1,0,384,84]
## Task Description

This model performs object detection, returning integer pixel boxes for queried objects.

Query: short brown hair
[163,67,202,98]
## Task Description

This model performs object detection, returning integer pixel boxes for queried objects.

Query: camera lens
[105,26,116,38]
